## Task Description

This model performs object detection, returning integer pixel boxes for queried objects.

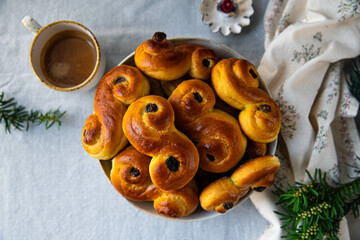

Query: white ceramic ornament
[200,0,254,36]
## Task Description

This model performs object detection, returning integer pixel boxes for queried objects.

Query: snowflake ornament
[200,0,254,36]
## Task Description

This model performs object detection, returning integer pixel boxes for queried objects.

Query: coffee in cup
[22,16,106,92]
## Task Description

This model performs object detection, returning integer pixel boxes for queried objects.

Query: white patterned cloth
[250,0,360,239]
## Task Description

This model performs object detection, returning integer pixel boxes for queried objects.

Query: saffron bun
[169,79,247,173]
[199,155,280,213]
[211,58,281,143]
[110,146,199,218]
[110,146,161,201]
[82,65,150,160]
[122,95,199,191]
[134,32,218,81]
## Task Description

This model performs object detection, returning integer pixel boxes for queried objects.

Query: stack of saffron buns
[82,32,281,218]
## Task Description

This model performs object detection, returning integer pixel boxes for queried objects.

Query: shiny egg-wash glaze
[122,95,199,191]
[200,155,280,213]
[169,79,247,173]
[135,32,218,81]
[82,65,150,160]
[211,58,281,143]
[110,146,199,218]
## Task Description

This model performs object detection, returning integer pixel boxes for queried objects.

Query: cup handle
[22,16,43,35]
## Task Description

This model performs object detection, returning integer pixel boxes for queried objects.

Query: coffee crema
[41,30,97,88]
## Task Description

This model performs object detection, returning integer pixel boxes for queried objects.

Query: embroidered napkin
[249,0,360,239]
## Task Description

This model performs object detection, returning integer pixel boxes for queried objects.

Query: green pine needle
[0,92,66,133]
[273,167,360,240]
[344,56,360,102]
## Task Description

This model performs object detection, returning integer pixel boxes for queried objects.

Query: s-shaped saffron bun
[154,179,199,218]
[82,65,150,160]
[200,155,280,213]
[110,146,161,201]
[168,79,247,173]
[211,58,281,143]
[110,146,199,218]
[122,95,199,191]
[134,32,218,81]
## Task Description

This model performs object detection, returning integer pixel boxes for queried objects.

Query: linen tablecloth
[1,0,359,239]
[0,1,269,239]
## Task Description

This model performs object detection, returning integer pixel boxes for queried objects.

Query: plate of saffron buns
[81,32,281,220]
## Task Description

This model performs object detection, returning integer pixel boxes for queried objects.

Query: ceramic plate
[99,38,277,221]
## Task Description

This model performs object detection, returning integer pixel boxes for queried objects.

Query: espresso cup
[22,16,106,92]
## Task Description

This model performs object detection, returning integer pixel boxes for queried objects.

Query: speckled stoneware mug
[22,16,106,92]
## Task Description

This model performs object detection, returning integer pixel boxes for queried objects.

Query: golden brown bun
[134,32,218,81]
[177,44,218,80]
[199,177,249,213]
[110,146,161,201]
[134,32,189,81]
[246,140,267,159]
[111,146,199,218]
[211,58,281,143]
[239,101,281,143]
[82,65,150,160]
[251,173,275,191]
[200,155,280,213]
[169,79,247,173]
[230,155,280,187]
[122,95,199,191]
[154,179,199,218]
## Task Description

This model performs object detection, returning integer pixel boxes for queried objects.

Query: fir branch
[273,168,360,239]
[344,55,360,102]
[0,92,66,133]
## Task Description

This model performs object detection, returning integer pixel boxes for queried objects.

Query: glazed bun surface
[200,155,280,213]
[82,65,150,160]
[111,146,199,218]
[154,179,199,218]
[122,95,199,191]
[135,32,218,81]
[110,146,161,201]
[169,79,247,173]
[211,58,281,143]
